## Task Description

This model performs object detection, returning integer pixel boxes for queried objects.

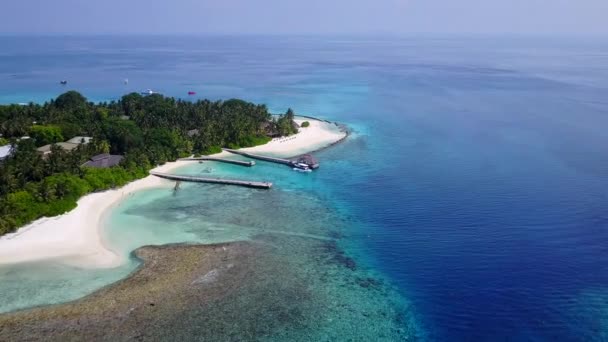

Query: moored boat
[293,162,312,172]
[293,167,312,173]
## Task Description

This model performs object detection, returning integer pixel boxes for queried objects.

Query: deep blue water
[1,35,608,340]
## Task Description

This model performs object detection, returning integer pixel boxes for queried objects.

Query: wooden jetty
[150,171,272,189]
[222,149,294,166]
[223,148,320,169]
[179,157,255,167]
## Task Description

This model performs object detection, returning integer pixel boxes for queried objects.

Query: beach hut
[260,121,280,137]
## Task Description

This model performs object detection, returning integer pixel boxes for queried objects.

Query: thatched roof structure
[296,154,319,169]
[260,121,280,137]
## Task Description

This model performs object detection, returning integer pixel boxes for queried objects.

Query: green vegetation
[29,125,64,146]
[275,108,298,136]
[0,91,297,235]
[201,145,222,155]
[226,135,271,150]
[301,121,310,128]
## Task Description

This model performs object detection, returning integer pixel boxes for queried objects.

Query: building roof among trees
[36,136,92,154]
[82,153,124,168]
[37,142,80,153]
[260,121,280,137]
[0,145,12,160]
[66,136,92,144]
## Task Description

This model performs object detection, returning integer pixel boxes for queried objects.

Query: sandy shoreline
[0,118,346,268]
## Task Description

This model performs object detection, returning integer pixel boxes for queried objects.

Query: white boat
[293,167,312,173]
[293,162,312,172]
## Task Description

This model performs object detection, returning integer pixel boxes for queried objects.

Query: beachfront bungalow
[260,121,280,137]
[82,153,124,168]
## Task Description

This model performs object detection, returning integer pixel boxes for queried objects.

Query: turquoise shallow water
[102,137,425,339]
[0,259,133,313]
[1,35,608,340]
[0,128,426,339]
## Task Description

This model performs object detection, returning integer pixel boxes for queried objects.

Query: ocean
[0,35,607,341]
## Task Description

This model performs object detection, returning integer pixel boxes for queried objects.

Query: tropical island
[0,91,346,267]
[0,91,411,341]
[0,91,298,235]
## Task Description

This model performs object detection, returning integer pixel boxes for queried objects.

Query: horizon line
[0,32,607,39]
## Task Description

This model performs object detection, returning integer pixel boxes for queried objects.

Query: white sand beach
[239,119,346,157]
[0,118,346,268]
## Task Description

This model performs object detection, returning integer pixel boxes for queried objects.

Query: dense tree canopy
[276,108,298,136]
[29,125,64,146]
[54,90,88,111]
[0,91,298,235]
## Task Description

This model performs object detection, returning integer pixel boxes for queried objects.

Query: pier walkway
[150,171,272,189]
[223,148,320,169]
[179,157,255,167]
[222,149,294,166]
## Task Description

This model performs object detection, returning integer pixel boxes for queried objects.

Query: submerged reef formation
[0,235,421,341]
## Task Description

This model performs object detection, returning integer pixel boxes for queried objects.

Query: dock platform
[150,171,272,189]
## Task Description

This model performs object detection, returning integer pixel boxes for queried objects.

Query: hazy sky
[1,0,607,35]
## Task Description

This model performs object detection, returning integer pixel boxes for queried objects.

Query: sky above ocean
[1,1,607,35]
